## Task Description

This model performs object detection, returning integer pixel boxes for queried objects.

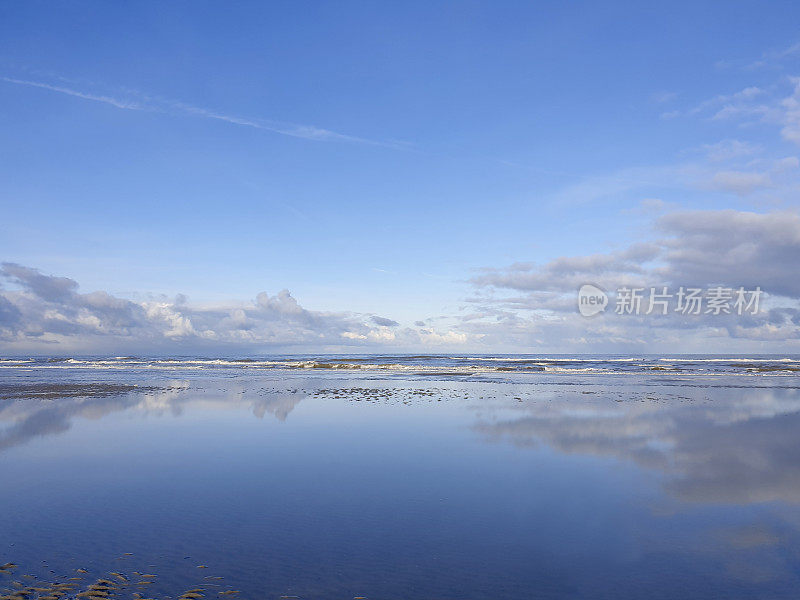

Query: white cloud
[1,75,395,146]
[779,77,800,144]
[686,77,800,148]
[474,209,800,299]
[0,262,480,353]
[690,85,766,119]
[709,170,772,195]
[0,77,145,110]
[467,209,800,351]
[702,139,761,162]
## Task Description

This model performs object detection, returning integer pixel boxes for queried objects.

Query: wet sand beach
[2,356,800,599]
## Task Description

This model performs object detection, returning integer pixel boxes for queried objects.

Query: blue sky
[2,1,800,353]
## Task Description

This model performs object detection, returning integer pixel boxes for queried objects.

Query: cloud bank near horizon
[2,208,800,354]
[0,262,468,354]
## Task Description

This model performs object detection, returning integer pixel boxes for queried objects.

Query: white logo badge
[577,284,608,317]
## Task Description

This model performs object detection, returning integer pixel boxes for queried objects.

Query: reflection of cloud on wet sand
[0,385,158,452]
[667,410,800,504]
[0,382,308,453]
[474,386,800,505]
[5,378,800,508]
[693,523,800,585]
[251,392,303,422]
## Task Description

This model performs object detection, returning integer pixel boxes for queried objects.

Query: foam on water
[2,354,800,377]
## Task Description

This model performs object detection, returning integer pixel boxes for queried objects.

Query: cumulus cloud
[3,263,80,302]
[0,262,481,353]
[656,210,800,296]
[474,209,800,298]
[0,262,462,353]
[472,241,661,294]
[467,209,800,351]
[370,316,400,327]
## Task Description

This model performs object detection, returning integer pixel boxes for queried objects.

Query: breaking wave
[2,354,800,377]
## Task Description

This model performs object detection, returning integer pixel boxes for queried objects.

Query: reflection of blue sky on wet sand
[2,369,800,598]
